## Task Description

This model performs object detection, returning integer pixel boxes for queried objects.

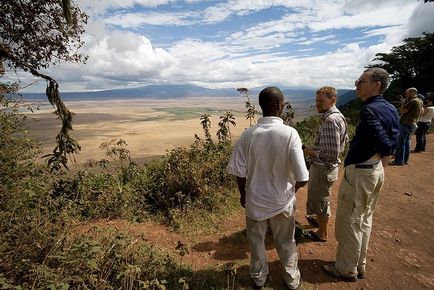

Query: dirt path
[78,134,434,289]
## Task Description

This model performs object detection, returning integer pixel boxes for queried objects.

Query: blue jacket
[345,95,400,166]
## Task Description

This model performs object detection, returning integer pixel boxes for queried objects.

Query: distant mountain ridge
[337,90,357,106]
[22,84,356,105]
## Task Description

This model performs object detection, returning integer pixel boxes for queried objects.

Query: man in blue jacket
[323,68,400,281]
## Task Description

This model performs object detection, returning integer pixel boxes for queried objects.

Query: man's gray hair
[406,87,418,95]
[364,67,389,93]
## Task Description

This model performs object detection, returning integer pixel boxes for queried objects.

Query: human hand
[303,148,314,158]
[381,155,391,167]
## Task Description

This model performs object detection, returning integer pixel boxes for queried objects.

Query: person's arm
[295,181,308,192]
[289,131,310,191]
[361,107,394,158]
[400,96,409,115]
[303,147,317,158]
[236,177,246,208]
[381,155,392,167]
[420,106,428,117]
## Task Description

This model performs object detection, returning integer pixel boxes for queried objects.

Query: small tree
[200,112,213,144]
[217,111,236,143]
[237,87,257,126]
[0,0,88,170]
[371,32,434,103]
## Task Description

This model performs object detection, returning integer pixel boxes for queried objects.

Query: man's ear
[278,99,285,113]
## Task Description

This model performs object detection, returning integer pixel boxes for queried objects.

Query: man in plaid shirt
[303,86,347,242]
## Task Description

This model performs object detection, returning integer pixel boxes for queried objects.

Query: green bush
[0,224,196,289]
[294,115,322,147]
[137,142,236,221]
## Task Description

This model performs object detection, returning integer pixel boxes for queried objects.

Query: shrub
[137,142,236,221]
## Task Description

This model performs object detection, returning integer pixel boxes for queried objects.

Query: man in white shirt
[227,87,309,290]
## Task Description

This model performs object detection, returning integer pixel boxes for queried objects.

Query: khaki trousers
[335,163,384,276]
[246,202,300,288]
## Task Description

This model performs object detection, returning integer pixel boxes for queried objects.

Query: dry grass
[24,97,253,164]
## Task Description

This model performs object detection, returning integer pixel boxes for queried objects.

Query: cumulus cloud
[406,2,434,37]
[37,28,175,91]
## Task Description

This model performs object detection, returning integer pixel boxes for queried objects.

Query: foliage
[371,32,434,103]
[237,87,258,126]
[138,141,236,226]
[281,101,295,126]
[217,111,236,143]
[0,89,42,208]
[0,0,88,71]
[199,112,212,143]
[0,0,88,171]
[0,222,195,289]
[338,98,364,125]
[42,82,82,171]
[294,115,322,147]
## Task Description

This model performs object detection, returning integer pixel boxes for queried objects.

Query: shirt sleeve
[289,130,309,182]
[227,134,248,178]
[360,107,393,157]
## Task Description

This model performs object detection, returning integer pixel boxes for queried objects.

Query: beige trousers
[335,163,384,276]
[246,202,300,288]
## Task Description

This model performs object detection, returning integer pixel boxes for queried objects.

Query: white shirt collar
[258,116,284,125]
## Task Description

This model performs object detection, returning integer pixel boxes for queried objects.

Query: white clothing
[419,106,434,123]
[227,116,309,221]
[246,203,300,288]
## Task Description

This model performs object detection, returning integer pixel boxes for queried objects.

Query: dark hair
[259,87,284,116]
[364,67,389,92]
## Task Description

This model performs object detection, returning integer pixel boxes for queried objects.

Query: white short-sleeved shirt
[227,117,309,221]
[419,106,434,123]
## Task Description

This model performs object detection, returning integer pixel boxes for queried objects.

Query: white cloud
[76,0,175,15]
[202,0,311,23]
[406,2,434,37]
[202,5,233,23]
[88,31,174,78]
[105,11,197,27]
[362,27,400,38]
[309,2,416,32]
[297,35,336,45]
[35,28,175,91]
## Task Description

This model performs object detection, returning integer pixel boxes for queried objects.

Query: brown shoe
[323,264,357,282]
[304,230,327,242]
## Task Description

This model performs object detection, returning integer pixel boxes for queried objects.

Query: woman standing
[414,94,434,152]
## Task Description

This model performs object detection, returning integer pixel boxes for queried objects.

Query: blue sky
[15,0,434,92]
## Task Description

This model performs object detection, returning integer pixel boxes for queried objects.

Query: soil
[77,134,434,289]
